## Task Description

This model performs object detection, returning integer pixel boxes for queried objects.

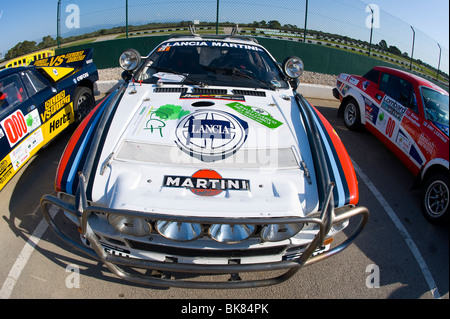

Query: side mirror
[119,49,141,72]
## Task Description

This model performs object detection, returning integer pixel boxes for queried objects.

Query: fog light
[260,223,304,242]
[155,221,202,241]
[282,56,304,79]
[119,49,141,71]
[210,224,255,244]
[108,215,151,237]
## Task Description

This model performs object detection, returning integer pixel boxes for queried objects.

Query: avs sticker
[163,169,250,196]
[174,110,248,162]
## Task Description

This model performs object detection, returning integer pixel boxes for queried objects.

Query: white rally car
[41,29,369,288]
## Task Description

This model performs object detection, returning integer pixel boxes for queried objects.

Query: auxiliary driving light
[260,223,304,242]
[155,221,203,241]
[282,56,304,79]
[210,224,256,244]
[108,215,152,237]
[119,49,141,71]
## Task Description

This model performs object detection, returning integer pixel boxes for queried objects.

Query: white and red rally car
[41,29,368,288]
[334,66,449,223]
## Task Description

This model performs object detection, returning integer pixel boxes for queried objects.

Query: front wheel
[73,86,95,122]
[421,173,449,224]
[343,98,363,131]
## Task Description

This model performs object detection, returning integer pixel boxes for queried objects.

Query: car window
[363,69,380,84]
[379,73,418,113]
[0,74,28,113]
[421,87,449,127]
[21,70,47,97]
[138,41,289,89]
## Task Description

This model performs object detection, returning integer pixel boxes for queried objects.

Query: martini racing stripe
[307,103,358,207]
[56,93,114,194]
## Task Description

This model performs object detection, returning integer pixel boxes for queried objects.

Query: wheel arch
[337,90,366,125]
[413,159,449,190]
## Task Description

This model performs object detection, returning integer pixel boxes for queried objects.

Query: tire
[73,86,95,122]
[421,173,449,224]
[343,98,363,131]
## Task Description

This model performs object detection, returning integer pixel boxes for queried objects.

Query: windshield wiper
[203,66,276,90]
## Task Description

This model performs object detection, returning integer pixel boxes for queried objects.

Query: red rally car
[333,66,449,223]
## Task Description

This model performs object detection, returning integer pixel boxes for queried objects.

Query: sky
[0,0,448,72]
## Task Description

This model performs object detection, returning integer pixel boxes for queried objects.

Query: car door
[0,72,44,190]
[376,72,424,173]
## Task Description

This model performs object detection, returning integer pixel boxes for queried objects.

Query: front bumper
[41,173,369,289]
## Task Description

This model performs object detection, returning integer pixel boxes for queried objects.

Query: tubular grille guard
[40,173,369,289]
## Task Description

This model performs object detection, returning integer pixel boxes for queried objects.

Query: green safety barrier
[54,35,439,81]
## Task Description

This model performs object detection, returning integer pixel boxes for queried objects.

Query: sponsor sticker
[226,102,283,129]
[174,110,248,162]
[180,93,245,101]
[163,169,250,196]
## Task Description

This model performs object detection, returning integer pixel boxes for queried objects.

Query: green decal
[154,104,190,120]
[226,102,283,129]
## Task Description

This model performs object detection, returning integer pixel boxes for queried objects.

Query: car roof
[163,34,261,46]
[0,66,29,79]
[373,66,448,95]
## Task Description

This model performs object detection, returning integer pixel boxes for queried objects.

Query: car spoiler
[29,48,94,83]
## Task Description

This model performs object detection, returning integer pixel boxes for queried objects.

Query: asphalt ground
[0,96,448,305]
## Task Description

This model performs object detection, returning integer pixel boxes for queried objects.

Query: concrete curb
[296,83,335,100]
[94,80,335,100]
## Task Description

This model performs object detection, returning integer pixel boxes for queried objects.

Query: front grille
[127,239,286,258]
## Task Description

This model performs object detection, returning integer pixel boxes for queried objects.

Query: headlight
[282,56,304,79]
[155,221,202,242]
[119,49,141,71]
[210,224,256,244]
[108,215,151,237]
[260,223,304,242]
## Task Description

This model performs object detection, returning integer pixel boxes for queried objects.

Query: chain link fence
[57,0,448,84]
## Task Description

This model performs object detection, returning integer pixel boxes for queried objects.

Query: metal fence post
[216,0,220,35]
[436,43,442,80]
[409,26,415,71]
[303,0,308,42]
[126,0,129,38]
[368,5,374,57]
[57,0,61,48]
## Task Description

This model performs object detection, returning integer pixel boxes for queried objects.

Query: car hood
[90,83,320,218]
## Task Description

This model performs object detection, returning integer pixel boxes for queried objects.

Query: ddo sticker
[174,110,248,162]
[1,110,28,147]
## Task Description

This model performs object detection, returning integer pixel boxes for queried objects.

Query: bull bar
[41,172,368,289]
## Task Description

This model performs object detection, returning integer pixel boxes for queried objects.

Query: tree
[378,39,388,51]
[37,35,56,50]
[268,20,281,29]
[5,40,37,60]
[387,45,402,56]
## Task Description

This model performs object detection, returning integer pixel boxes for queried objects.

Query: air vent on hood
[154,87,188,93]
[232,89,266,97]
[192,88,228,95]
